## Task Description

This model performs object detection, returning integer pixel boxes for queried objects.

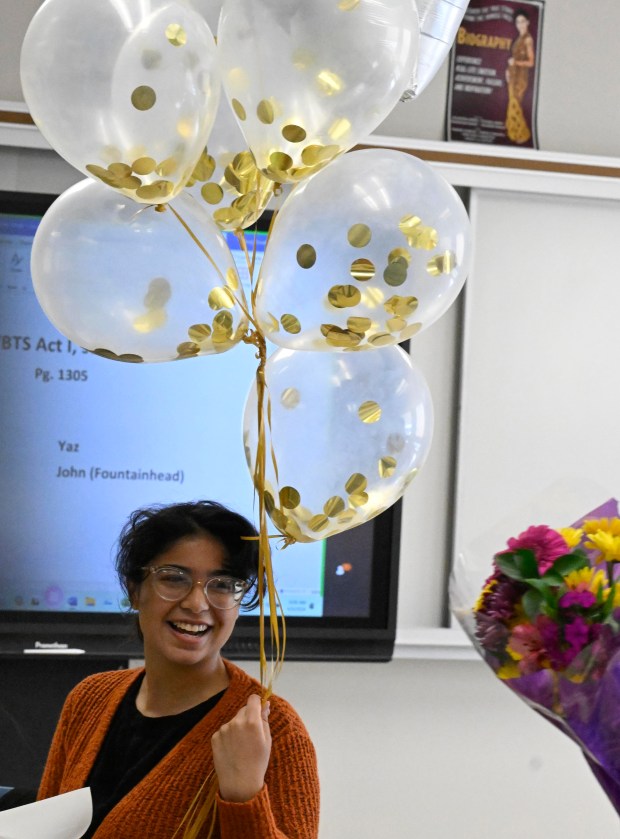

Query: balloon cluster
[21,0,471,545]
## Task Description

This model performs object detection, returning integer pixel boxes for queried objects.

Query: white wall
[3,2,620,835]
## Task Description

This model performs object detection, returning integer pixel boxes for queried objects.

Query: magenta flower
[559,589,597,610]
[504,525,569,573]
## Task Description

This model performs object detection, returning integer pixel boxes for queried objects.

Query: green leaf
[495,553,523,580]
[514,549,540,579]
[539,571,564,586]
[522,588,543,620]
[549,552,588,576]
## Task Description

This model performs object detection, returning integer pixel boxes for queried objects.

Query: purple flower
[559,590,597,610]
[505,525,569,573]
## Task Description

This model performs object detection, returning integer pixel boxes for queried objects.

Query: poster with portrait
[446,0,544,148]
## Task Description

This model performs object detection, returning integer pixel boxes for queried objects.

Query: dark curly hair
[115,500,261,611]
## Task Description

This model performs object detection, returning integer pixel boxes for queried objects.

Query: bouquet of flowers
[452,497,620,814]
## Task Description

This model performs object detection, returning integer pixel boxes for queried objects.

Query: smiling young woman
[36,501,320,839]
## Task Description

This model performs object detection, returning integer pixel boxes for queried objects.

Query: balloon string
[171,204,288,839]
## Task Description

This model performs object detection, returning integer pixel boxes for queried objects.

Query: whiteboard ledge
[393,627,478,661]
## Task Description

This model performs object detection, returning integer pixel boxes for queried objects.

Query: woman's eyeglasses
[140,565,248,610]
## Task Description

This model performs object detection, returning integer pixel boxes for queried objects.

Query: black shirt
[83,673,225,838]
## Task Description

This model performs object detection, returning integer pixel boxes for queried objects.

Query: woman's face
[132,533,241,674]
[515,14,529,35]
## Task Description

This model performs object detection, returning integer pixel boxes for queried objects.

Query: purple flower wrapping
[455,498,620,815]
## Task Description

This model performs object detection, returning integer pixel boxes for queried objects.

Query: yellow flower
[557,527,583,549]
[583,517,620,536]
[585,530,620,564]
[474,577,496,612]
[563,567,608,596]
[497,660,521,679]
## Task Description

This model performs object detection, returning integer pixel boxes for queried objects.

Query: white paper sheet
[0,788,92,839]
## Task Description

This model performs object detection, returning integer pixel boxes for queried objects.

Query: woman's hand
[212,694,272,802]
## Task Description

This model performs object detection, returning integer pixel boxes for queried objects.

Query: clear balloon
[217,0,419,184]
[243,345,434,542]
[254,148,471,351]
[402,0,470,100]
[184,94,275,231]
[20,0,220,205]
[31,180,249,363]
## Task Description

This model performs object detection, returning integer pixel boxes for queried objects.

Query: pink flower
[504,525,569,574]
[508,622,548,674]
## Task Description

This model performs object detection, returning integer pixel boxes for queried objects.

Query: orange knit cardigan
[38,660,320,838]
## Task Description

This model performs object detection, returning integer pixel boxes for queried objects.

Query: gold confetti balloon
[30,180,248,363]
[242,345,433,542]
[217,0,419,184]
[254,148,471,351]
[20,0,220,205]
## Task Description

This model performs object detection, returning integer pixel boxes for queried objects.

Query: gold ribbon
[164,202,289,838]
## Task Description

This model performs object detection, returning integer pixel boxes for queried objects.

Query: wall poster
[446,1,544,148]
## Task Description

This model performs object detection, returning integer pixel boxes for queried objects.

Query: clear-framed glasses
[140,565,248,610]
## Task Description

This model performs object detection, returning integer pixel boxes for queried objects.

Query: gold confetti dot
[358,400,382,424]
[387,316,407,333]
[280,486,301,509]
[131,85,156,111]
[409,226,438,250]
[257,99,275,124]
[208,287,235,310]
[213,206,244,225]
[327,284,361,308]
[398,322,423,340]
[188,323,212,342]
[132,157,157,175]
[427,251,456,276]
[231,98,247,120]
[347,223,371,247]
[226,268,239,291]
[165,23,187,46]
[308,514,329,532]
[133,309,166,333]
[388,247,411,265]
[301,144,340,166]
[338,0,360,8]
[324,496,346,517]
[156,157,177,177]
[350,258,375,282]
[316,70,343,95]
[378,456,397,478]
[135,180,174,200]
[191,151,216,181]
[281,314,301,334]
[384,295,418,318]
[282,124,307,143]
[328,117,351,141]
[367,332,394,347]
[399,215,422,236]
[349,492,369,507]
[92,348,144,363]
[270,151,293,171]
[176,341,201,357]
[280,387,300,409]
[201,183,224,204]
[297,244,317,269]
[383,257,408,287]
[347,316,372,334]
[320,324,362,348]
[345,473,367,494]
